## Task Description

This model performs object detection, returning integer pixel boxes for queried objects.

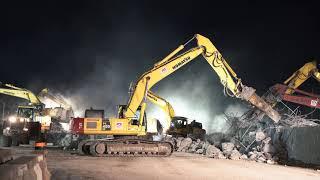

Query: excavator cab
[17,106,35,120]
[170,116,188,129]
[167,116,206,140]
[117,105,147,126]
[167,116,188,136]
[117,105,126,119]
[85,108,104,118]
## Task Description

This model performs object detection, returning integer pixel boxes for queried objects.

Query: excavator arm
[146,90,175,130]
[124,34,280,123]
[38,88,72,110]
[284,61,320,94]
[245,61,320,121]
[266,61,320,109]
[271,83,320,109]
[266,61,320,107]
[0,83,42,105]
[0,84,73,120]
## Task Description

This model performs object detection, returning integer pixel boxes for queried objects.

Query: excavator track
[78,138,173,157]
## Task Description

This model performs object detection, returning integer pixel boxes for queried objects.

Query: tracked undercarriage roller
[78,139,173,157]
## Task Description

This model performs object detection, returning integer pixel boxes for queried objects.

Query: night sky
[1,1,320,129]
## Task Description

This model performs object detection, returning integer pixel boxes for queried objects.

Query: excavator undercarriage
[78,137,173,157]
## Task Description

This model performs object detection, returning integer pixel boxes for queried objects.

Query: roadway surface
[45,150,320,180]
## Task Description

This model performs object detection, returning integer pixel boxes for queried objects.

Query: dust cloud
[63,56,250,134]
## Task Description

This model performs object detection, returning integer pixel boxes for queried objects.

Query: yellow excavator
[0,83,73,146]
[146,90,175,131]
[71,34,280,157]
[282,61,320,94]
[245,61,320,120]
[147,91,206,140]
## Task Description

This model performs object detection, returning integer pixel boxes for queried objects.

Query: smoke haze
[61,52,250,134]
[65,58,133,117]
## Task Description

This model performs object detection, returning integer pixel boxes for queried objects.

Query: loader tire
[11,135,20,146]
[20,134,30,145]
[2,135,12,147]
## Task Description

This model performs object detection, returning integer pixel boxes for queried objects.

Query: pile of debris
[166,104,320,165]
[165,134,279,164]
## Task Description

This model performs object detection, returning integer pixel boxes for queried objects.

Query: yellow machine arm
[147,90,175,129]
[244,61,320,121]
[284,61,320,94]
[125,34,280,123]
[0,83,42,105]
[38,88,72,110]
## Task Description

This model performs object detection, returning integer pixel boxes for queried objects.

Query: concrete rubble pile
[165,134,279,165]
[165,108,320,166]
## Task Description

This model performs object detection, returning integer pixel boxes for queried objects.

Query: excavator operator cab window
[17,108,34,120]
[173,119,187,128]
[130,107,147,126]
[131,110,140,125]
[117,105,128,119]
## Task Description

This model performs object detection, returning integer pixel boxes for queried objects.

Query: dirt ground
[43,150,320,180]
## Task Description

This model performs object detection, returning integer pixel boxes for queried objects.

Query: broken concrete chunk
[229,149,241,160]
[257,152,265,159]
[255,131,266,142]
[249,152,257,160]
[257,156,266,163]
[264,152,273,160]
[196,149,204,154]
[262,137,272,144]
[217,152,226,159]
[221,142,234,156]
[240,154,248,160]
[176,137,184,148]
[0,148,15,164]
[188,139,203,153]
[202,141,210,150]
[257,157,266,163]
[206,145,225,159]
[266,159,275,165]
[177,138,192,152]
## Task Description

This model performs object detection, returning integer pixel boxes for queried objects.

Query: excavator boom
[0,84,72,111]
[268,61,320,107]
[271,83,320,109]
[284,61,320,94]
[146,90,175,130]
[245,61,320,121]
[125,34,280,122]
[0,83,42,105]
[38,88,72,110]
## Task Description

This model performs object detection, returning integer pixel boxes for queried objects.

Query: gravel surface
[44,150,320,180]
